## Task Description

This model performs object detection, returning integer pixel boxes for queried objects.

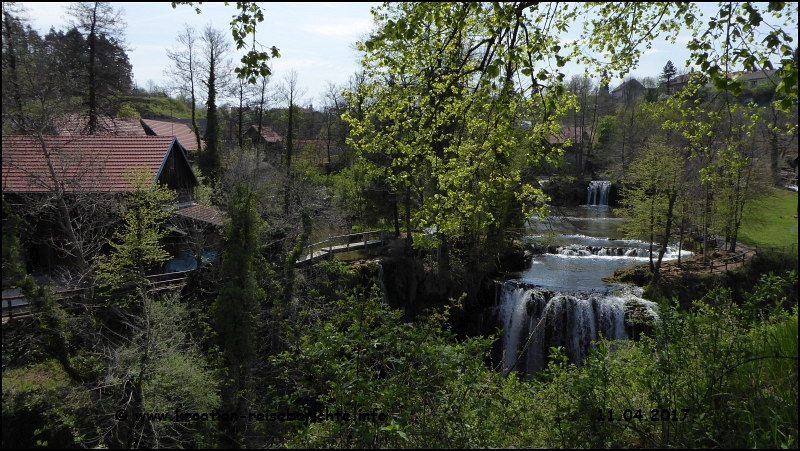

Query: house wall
[156,146,195,203]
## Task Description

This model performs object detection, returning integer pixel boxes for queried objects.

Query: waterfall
[546,244,692,259]
[587,181,611,206]
[498,282,658,375]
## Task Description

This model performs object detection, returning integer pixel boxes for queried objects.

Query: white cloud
[299,18,374,39]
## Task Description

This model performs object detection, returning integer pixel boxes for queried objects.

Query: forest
[2,2,798,448]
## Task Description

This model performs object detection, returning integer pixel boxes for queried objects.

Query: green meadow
[738,188,798,249]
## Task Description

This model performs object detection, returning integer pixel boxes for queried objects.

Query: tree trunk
[87,5,98,135]
[653,190,678,286]
[405,186,412,255]
[393,191,400,238]
[2,11,25,126]
[649,194,655,273]
[285,98,294,215]
[702,185,710,264]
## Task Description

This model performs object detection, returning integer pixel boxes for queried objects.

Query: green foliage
[685,2,798,112]
[95,169,176,294]
[2,195,26,288]
[116,102,140,119]
[122,95,202,120]
[191,166,215,207]
[2,359,90,449]
[211,185,265,410]
[347,3,559,256]
[273,280,537,448]
[523,272,798,448]
[620,139,687,276]
[199,55,221,184]
[125,293,221,448]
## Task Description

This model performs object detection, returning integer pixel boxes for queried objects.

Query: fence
[2,271,189,321]
[704,251,750,273]
[299,230,388,265]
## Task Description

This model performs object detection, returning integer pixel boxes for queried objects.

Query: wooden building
[243,124,283,153]
[2,135,198,202]
[2,135,221,278]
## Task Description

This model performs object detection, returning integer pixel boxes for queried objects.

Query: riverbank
[605,244,798,309]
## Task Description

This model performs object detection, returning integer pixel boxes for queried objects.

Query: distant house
[140,118,202,154]
[698,69,780,91]
[660,73,694,96]
[736,69,779,89]
[547,126,593,175]
[611,78,645,103]
[243,124,283,152]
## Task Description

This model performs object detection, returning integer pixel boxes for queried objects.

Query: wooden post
[329,240,333,260]
[6,299,11,321]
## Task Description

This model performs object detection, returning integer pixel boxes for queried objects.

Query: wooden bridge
[296,230,388,266]
[4,231,390,320]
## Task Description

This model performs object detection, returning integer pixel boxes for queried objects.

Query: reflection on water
[521,206,689,292]
[520,254,649,293]
[529,206,627,240]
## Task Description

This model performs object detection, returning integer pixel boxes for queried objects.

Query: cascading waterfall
[498,282,658,375]
[587,181,611,206]
[529,242,693,259]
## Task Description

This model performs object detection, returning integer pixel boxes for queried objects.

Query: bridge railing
[303,230,387,264]
[2,271,190,320]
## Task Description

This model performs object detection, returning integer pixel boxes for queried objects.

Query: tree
[566,75,595,177]
[250,71,272,160]
[100,292,221,449]
[2,2,32,128]
[320,81,346,174]
[277,69,308,214]
[172,2,279,83]
[210,184,264,444]
[686,2,798,112]
[659,60,678,95]
[64,2,131,134]
[165,24,203,152]
[196,25,231,185]
[2,195,26,288]
[621,140,688,286]
[95,168,175,297]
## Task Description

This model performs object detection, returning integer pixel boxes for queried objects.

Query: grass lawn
[738,187,798,249]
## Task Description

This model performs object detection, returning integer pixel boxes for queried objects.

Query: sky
[16,2,798,107]
[18,2,382,107]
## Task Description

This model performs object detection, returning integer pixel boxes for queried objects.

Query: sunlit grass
[738,188,798,249]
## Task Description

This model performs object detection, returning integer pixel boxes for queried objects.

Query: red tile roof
[2,135,178,193]
[548,126,592,145]
[244,124,282,143]
[174,203,225,227]
[54,115,147,136]
[141,119,201,151]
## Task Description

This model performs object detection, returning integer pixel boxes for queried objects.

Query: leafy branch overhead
[172,1,279,83]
